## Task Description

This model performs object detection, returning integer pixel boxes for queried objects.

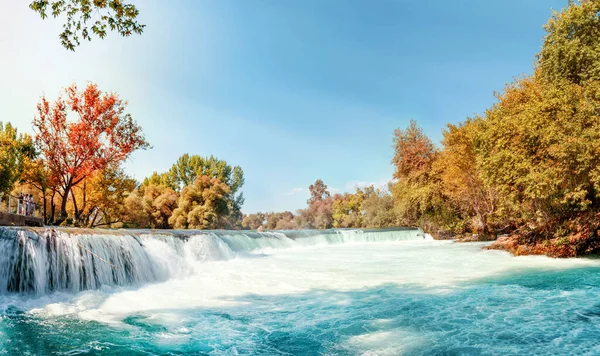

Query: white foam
[21,240,599,327]
[347,330,427,355]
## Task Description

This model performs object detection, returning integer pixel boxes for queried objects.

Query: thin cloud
[345,179,392,192]
[285,187,308,196]
[285,186,340,196]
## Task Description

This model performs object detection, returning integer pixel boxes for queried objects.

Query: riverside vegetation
[2,0,600,257]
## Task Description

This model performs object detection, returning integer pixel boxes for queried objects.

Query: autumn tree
[69,166,136,227]
[391,120,457,231]
[169,176,231,229]
[307,179,330,205]
[295,196,335,230]
[20,156,61,223]
[392,120,438,180]
[123,184,178,229]
[478,75,600,226]
[33,83,149,225]
[145,154,245,227]
[263,211,296,230]
[29,0,145,51]
[273,212,298,230]
[436,118,499,236]
[242,212,266,230]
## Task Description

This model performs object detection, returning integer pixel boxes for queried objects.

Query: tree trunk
[476,213,495,240]
[49,190,56,224]
[72,189,80,226]
[42,191,47,224]
[55,183,72,226]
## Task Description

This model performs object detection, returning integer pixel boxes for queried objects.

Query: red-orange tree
[33,83,149,224]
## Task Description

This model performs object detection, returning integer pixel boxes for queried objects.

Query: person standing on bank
[18,193,24,215]
[27,195,34,217]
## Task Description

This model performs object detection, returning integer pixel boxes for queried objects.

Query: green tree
[361,186,398,228]
[538,0,600,85]
[142,171,176,190]
[332,189,365,228]
[29,0,145,51]
[0,122,35,194]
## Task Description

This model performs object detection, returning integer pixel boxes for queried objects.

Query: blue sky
[0,0,566,213]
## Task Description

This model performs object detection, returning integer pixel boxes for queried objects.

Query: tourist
[24,194,29,216]
[27,195,34,217]
[24,195,28,216]
[18,193,23,215]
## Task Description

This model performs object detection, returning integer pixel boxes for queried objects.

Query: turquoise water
[1,232,600,355]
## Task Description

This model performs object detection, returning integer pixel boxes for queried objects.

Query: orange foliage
[33,83,149,223]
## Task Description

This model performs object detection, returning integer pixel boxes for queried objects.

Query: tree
[307,179,330,205]
[69,166,136,227]
[20,156,56,223]
[33,82,149,224]
[436,118,498,235]
[29,0,145,51]
[169,176,231,229]
[242,212,265,230]
[391,120,456,231]
[296,196,335,230]
[123,184,178,229]
[478,74,600,226]
[538,0,600,85]
[274,212,298,230]
[392,120,438,180]
[146,154,245,227]
[361,186,397,228]
[0,122,35,194]
[167,154,244,193]
[122,190,149,228]
[263,211,296,230]
[142,171,177,190]
[332,190,365,228]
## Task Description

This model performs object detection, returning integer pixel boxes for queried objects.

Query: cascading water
[0,227,425,295]
[1,227,600,355]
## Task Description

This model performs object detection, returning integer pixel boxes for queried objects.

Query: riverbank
[487,213,600,258]
[422,212,600,258]
[0,211,43,227]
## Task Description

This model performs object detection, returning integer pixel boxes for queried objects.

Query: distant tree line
[242,179,397,231]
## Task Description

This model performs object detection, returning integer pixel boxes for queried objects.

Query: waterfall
[0,227,426,295]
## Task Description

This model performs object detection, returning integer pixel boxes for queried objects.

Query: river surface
[0,229,599,355]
